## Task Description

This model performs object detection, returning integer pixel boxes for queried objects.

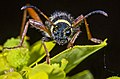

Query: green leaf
[49,64,66,79]
[60,59,68,70]
[0,53,11,74]
[51,39,107,73]
[29,40,56,67]
[4,48,30,69]
[28,63,65,79]
[0,72,23,79]
[29,71,48,79]
[66,70,94,79]
[107,76,120,79]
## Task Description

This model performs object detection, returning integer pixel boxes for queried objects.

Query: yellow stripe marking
[54,19,71,26]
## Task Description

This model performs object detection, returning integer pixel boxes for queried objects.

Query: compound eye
[65,29,71,36]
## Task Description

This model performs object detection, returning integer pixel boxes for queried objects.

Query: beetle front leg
[20,18,51,47]
[42,37,51,64]
[19,20,31,47]
[67,30,81,48]
[84,19,102,43]
[3,19,49,49]
[3,21,30,49]
[20,8,27,37]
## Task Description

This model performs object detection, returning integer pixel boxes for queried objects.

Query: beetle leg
[72,15,84,27]
[3,19,51,49]
[72,15,102,44]
[67,30,81,48]
[19,19,51,46]
[84,19,102,43]
[3,20,30,49]
[20,9,27,37]
[42,37,51,64]
[20,4,43,38]
[19,21,29,46]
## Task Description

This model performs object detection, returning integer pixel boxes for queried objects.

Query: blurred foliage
[0,37,108,79]
[107,76,120,79]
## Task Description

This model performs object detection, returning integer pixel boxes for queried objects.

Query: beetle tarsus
[90,38,103,43]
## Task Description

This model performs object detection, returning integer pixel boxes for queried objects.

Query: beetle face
[52,22,72,45]
[45,11,74,45]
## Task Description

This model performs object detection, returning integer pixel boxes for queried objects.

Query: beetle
[11,4,108,64]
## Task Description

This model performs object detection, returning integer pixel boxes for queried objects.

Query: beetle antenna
[84,10,108,18]
[72,10,108,27]
[21,5,55,26]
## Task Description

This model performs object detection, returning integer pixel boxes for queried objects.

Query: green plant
[107,76,120,79]
[0,37,107,79]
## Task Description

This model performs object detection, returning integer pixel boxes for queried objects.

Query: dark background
[0,0,119,79]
